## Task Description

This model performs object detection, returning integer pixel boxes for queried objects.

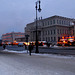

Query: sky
[0,0,75,38]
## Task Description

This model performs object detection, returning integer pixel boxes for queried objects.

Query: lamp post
[35,0,41,53]
[25,34,29,53]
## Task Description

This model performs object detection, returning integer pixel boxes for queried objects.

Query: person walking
[3,44,6,49]
[28,43,33,56]
[25,44,27,49]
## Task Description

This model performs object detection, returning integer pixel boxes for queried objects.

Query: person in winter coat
[3,44,6,49]
[28,43,33,56]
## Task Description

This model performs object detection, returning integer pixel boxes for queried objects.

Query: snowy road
[0,50,75,75]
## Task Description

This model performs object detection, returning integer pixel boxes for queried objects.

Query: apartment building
[25,15,75,44]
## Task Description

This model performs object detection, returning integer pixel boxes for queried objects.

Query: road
[2,45,75,55]
[0,51,75,75]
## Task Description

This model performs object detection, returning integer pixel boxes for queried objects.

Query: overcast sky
[0,0,75,38]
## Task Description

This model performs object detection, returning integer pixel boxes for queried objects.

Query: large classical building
[2,32,25,43]
[25,15,75,44]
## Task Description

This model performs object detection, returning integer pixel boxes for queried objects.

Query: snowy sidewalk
[1,49,75,60]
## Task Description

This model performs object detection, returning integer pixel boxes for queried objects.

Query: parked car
[18,43,24,47]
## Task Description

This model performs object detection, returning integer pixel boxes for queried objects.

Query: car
[18,43,24,47]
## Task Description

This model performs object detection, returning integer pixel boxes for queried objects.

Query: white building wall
[25,15,74,44]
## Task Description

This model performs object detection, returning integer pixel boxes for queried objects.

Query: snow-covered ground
[2,49,75,60]
[0,49,75,75]
[3,49,28,53]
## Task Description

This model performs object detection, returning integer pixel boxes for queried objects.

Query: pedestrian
[28,43,33,56]
[25,44,27,49]
[3,44,6,49]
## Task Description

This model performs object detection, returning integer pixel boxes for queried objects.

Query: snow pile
[3,49,28,53]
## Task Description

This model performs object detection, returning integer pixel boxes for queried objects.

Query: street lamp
[35,0,41,53]
[25,34,29,53]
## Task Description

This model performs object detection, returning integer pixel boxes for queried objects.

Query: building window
[48,21,49,25]
[59,20,61,24]
[54,37,56,41]
[54,29,55,34]
[62,20,63,25]
[48,37,50,41]
[57,20,58,24]
[51,37,53,42]
[51,30,52,35]
[46,31,47,35]
[48,30,49,35]
[57,29,59,34]
[53,20,55,24]
[50,20,52,25]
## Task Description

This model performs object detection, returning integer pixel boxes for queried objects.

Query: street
[0,50,75,75]
[1,45,75,55]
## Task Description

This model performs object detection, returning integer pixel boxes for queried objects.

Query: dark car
[18,43,24,47]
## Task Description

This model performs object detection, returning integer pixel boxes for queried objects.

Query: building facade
[25,15,75,44]
[15,37,25,42]
[2,32,25,43]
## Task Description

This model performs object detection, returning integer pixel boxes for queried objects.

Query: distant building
[2,32,25,43]
[15,37,25,42]
[25,15,75,44]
